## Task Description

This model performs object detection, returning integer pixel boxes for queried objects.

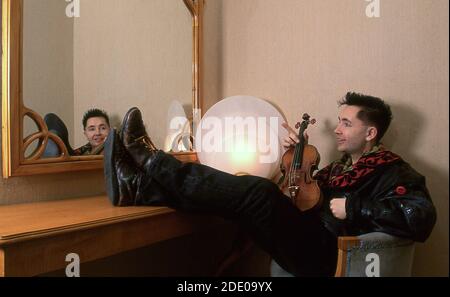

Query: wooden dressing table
[0,196,222,276]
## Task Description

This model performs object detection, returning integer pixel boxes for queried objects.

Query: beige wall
[73,0,192,149]
[203,0,448,276]
[22,0,75,149]
[1,0,448,276]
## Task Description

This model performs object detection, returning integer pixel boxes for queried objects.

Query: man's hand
[281,122,308,149]
[330,198,347,220]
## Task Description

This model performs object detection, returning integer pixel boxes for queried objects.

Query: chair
[271,232,416,277]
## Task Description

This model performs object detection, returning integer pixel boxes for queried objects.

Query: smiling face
[83,116,110,148]
[334,105,378,162]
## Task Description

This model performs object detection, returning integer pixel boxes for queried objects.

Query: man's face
[84,116,110,148]
[334,105,374,156]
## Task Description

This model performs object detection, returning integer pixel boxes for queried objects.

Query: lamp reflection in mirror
[194,96,288,179]
[165,100,193,152]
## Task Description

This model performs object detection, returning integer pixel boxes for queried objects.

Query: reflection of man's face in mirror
[84,117,110,149]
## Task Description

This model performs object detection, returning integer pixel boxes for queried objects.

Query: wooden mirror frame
[2,0,203,178]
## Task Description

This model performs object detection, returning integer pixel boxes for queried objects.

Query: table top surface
[0,196,172,241]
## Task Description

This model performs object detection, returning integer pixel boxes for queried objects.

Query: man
[73,108,111,155]
[103,92,436,276]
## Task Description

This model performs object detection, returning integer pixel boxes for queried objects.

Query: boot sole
[104,129,120,205]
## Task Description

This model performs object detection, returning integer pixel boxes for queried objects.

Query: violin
[279,113,322,211]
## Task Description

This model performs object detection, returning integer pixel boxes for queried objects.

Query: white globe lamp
[194,95,288,179]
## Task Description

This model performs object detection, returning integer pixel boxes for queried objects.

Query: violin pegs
[295,122,301,129]
[310,119,316,125]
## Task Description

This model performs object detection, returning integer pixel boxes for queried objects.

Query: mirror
[2,0,203,177]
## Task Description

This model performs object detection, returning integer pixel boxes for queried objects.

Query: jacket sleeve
[345,171,437,242]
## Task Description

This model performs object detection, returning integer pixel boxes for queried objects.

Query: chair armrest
[335,236,361,277]
[335,232,415,277]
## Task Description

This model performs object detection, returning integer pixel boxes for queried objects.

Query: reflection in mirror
[22,0,193,158]
[23,116,40,159]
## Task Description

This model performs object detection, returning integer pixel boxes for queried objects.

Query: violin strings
[289,124,304,185]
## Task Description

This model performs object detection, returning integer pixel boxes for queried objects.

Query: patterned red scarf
[314,147,401,189]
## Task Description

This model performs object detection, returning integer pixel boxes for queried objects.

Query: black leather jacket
[319,160,436,242]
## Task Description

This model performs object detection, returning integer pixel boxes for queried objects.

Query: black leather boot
[104,129,142,206]
[104,128,169,207]
[120,107,158,169]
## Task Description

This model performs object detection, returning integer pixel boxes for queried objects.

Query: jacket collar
[319,145,402,189]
